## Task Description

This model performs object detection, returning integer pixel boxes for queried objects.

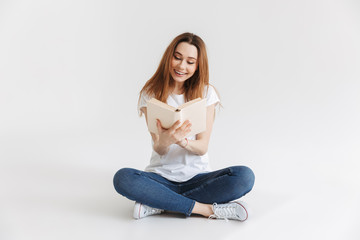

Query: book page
[178,97,202,110]
[147,98,177,111]
[180,98,207,137]
[147,99,181,134]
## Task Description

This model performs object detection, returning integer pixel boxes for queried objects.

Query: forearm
[178,138,208,156]
[154,138,208,156]
[153,140,171,156]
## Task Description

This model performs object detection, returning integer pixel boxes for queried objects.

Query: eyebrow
[174,51,197,60]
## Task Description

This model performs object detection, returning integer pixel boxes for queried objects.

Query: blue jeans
[113,166,255,217]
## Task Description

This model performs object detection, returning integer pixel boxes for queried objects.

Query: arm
[177,104,216,155]
[140,107,191,156]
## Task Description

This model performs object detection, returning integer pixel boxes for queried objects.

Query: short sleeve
[137,91,153,115]
[205,85,220,107]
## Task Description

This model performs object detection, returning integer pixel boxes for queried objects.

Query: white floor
[1,0,360,239]
[1,130,359,240]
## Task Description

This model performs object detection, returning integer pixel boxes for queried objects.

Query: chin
[171,75,187,83]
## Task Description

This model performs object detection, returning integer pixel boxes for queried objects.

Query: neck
[172,82,185,95]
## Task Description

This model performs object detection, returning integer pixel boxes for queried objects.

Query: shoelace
[144,206,162,215]
[209,203,238,222]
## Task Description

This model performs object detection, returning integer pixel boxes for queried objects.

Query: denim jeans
[113,166,255,217]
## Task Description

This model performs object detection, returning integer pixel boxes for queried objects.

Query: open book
[146,97,207,137]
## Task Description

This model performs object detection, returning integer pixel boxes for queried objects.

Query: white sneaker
[209,201,249,221]
[133,202,163,219]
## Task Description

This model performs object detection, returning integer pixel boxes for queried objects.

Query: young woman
[113,32,255,221]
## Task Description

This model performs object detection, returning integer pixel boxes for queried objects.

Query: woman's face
[170,42,198,84]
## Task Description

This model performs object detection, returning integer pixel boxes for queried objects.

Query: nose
[178,60,186,70]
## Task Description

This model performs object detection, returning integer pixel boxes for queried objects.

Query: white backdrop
[1,0,360,240]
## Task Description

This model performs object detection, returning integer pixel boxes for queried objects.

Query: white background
[1,0,359,239]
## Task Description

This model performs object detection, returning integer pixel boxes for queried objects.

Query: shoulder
[139,90,153,101]
[204,84,217,96]
[138,90,154,115]
[203,84,220,106]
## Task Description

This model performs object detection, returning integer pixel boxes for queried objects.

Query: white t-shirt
[138,85,220,182]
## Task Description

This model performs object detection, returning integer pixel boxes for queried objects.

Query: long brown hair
[139,32,219,116]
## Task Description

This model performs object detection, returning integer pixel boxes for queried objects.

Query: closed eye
[174,55,195,64]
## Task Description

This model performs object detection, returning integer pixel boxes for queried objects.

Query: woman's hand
[156,119,192,147]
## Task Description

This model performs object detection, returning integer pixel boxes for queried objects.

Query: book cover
[146,97,207,137]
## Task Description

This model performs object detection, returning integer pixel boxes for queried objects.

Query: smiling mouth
[174,70,186,76]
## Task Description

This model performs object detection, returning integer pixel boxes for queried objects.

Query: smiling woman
[170,42,198,92]
[137,33,210,105]
[113,32,255,221]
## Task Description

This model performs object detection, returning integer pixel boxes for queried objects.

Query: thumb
[156,119,163,133]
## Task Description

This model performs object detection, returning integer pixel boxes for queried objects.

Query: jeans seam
[186,200,196,217]
[179,168,232,189]
[181,173,230,198]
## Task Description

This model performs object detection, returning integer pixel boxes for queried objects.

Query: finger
[156,119,163,133]
[177,123,192,138]
[186,123,192,132]
[180,121,192,131]
[169,120,181,131]
[181,127,192,138]
[177,120,190,130]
